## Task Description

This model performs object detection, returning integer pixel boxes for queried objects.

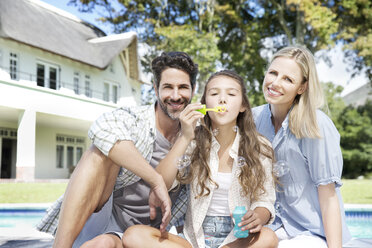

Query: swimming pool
[0,208,46,229]
[345,208,372,239]
[1,207,372,238]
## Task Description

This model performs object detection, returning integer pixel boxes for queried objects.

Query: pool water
[0,209,46,229]
[0,209,372,238]
[345,210,372,239]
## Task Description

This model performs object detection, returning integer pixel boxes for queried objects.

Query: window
[9,52,18,80]
[76,147,83,162]
[103,83,109,101]
[0,127,17,138]
[49,67,57,89]
[109,63,115,73]
[67,146,74,168]
[73,72,80,94]
[56,145,64,168]
[36,62,59,89]
[113,85,118,103]
[56,134,85,169]
[103,82,119,103]
[37,64,45,87]
[85,75,91,97]
[0,49,3,67]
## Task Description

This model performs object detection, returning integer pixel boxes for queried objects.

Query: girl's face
[263,57,307,111]
[205,75,245,128]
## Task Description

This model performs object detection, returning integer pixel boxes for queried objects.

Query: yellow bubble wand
[196,104,227,115]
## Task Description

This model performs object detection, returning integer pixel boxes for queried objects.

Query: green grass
[0,179,371,204]
[0,182,67,203]
[341,179,372,204]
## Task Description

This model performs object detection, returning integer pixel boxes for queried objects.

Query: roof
[343,83,372,106]
[0,0,138,70]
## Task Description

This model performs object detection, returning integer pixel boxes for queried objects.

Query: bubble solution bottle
[232,206,249,238]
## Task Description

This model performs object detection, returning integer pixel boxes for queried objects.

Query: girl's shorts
[178,215,233,248]
[203,215,233,248]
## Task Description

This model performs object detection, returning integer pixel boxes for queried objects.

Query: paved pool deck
[1,203,372,247]
[0,227,53,247]
[0,230,371,248]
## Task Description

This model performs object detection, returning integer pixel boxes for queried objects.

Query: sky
[40,0,367,97]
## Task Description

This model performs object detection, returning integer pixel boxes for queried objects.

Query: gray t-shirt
[107,129,180,232]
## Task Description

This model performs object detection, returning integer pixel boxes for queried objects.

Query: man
[37,51,198,248]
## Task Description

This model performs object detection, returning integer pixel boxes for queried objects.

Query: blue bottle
[232,206,249,238]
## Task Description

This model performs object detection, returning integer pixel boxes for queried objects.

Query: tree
[331,0,372,83]
[69,0,371,100]
[337,104,372,178]
[70,0,372,177]
[322,82,345,123]
[323,83,372,178]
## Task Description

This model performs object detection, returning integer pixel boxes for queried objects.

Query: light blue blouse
[252,104,351,244]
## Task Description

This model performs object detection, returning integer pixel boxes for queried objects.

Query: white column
[16,109,36,180]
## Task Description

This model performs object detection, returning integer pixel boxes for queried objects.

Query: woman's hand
[179,103,204,141]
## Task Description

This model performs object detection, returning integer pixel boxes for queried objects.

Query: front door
[1,138,17,178]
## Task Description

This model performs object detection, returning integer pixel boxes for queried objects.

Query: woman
[122,70,278,248]
[253,45,351,248]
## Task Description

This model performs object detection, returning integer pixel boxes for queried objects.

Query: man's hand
[148,179,172,233]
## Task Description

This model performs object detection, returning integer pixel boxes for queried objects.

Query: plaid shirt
[37,104,188,235]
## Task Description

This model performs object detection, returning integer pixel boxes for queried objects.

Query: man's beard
[158,98,191,120]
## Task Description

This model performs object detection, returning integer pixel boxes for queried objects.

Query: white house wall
[0,38,141,106]
[35,123,91,179]
[0,37,143,180]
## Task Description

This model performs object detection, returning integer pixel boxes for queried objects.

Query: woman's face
[205,75,245,128]
[263,57,307,111]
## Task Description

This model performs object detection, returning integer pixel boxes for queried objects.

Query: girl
[123,70,278,248]
[253,46,352,248]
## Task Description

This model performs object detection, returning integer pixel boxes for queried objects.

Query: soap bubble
[273,160,290,177]
[233,126,238,132]
[237,156,247,167]
[176,155,191,169]
[275,202,283,215]
[212,128,219,136]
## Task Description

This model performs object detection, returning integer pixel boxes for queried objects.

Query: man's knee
[81,234,121,248]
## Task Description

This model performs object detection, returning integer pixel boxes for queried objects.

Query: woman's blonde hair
[270,45,326,138]
[177,70,274,203]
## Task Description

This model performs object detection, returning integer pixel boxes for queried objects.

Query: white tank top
[206,172,232,216]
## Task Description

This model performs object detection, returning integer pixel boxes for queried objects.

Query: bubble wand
[196,104,227,115]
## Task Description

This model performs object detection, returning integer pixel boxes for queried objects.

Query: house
[0,0,145,180]
[343,83,372,107]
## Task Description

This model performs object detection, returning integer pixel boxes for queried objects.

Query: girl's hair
[177,70,274,203]
[269,45,326,138]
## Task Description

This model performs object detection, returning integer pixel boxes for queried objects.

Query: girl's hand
[179,103,204,141]
[238,209,263,233]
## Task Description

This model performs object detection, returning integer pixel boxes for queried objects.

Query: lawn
[0,182,67,203]
[341,179,372,204]
[0,179,371,204]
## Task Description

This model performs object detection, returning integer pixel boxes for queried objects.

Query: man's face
[156,68,193,120]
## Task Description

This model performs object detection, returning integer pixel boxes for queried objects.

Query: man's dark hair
[151,51,198,90]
